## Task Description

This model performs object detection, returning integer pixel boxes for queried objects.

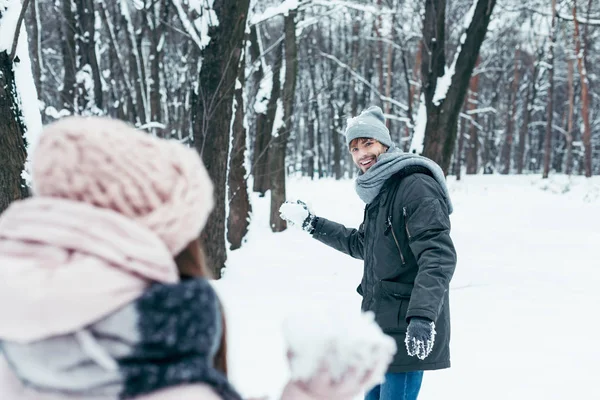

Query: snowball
[283,307,397,388]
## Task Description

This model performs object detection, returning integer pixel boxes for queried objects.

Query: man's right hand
[279,200,316,233]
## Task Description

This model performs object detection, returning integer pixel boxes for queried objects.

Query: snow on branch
[310,0,394,15]
[172,0,218,50]
[0,0,27,55]
[319,51,408,112]
[432,0,478,106]
[466,107,497,115]
[250,0,393,26]
[250,0,300,25]
[556,11,600,26]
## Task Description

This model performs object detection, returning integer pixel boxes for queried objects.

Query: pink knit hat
[31,116,214,255]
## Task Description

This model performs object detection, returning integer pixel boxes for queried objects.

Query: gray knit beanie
[344,106,393,148]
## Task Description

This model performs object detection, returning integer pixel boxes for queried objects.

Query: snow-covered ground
[214,174,600,400]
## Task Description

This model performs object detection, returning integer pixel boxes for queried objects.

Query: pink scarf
[0,197,179,343]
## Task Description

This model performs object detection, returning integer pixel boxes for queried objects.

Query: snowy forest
[0,0,599,277]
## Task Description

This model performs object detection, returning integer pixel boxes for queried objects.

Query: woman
[0,117,389,400]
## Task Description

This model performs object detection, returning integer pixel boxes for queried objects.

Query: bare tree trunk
[148,0,167,134]
[517,57,538,174]
[98,0,136,122]
[28,0,43,100]
[192,0,250,277]
[565,57,575,175]
[501,49,520,174]
[455,113,466,180]
[308,43,321,179]
[253,44,282,196]
[120,0,146,125]
[60,0,77,112]
[375,0,384,96]
[420,0,497,174]
[350,16,360,117]
[227,50,251,250]
[329,97,342,179]
[572,1,592,177]
[270,9,298,232]
[542,0,557,179]
[465,63,481,175]
[0,51,28,213]
[74,0,103,111]
[401,45,416,152]
[383,16,395,127]
[306,94,316,180]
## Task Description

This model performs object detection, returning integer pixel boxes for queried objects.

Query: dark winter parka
[311,168,457,372]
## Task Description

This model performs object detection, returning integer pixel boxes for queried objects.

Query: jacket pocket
[404,198,450,241]
[375,281,413,333]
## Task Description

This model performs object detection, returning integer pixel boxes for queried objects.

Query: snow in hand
[279,201,309,228]
[284,308,396,386]
[215,174,600,400]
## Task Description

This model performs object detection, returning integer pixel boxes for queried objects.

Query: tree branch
[319,51,408,111]
[9,0,31,62]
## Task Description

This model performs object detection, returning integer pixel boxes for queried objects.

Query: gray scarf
[2,279,241,400]
[355,146,453,213]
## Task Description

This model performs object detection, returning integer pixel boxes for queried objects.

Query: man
[279,106,457,400]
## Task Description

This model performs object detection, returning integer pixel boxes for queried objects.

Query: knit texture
[121,279,241,400]
[355,147,453,213]
[1,279,241,400]
[344,106,393,148]
[32,116,213,255]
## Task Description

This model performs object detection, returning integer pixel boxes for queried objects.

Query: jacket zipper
[387,216,406,265]
[403,207,412,240]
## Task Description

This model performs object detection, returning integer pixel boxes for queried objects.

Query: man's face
[350,138,388,173]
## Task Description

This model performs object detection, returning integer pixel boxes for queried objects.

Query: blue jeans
[365,371,424,400]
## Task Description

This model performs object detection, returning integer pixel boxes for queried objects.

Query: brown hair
[349,137,373,149]
[348,137,389,152]
[174,238,229,375]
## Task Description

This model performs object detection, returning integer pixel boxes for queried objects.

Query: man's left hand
[405,317,436,360]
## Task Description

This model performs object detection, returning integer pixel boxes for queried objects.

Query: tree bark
[148,0,168,134]
[119,0,146,125]
[455,114,466,180]
[420,0,496,174]
[60,0,77,112]
[572,1,592,177]
[192,0,250,277]
[227,49,251,250]
[500,49,520,175]
[74,0,103,111]
[29,0,43,100]
[0,51,28,213]
[542,0,557,179]
[270,9,298,232]
[565,57,575,175]
[465,62,481,175]
[253,44,282,196]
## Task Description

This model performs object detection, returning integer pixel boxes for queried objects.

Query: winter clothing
[0,358,222,400]
[405,317,436,361]
[279,200,317,233]
[31,116,214,255]
[0,116,234,400]
[0,279,240,400]
[344,106,393,149]
[311,169,456,373]
[355,146,452,211]
[364,371,424,400]
[0,197,177,342]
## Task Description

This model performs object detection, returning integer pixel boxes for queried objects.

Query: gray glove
[404,317,436,360]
